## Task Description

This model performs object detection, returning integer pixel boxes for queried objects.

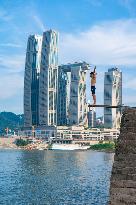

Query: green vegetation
[0,112,24,135]
[90,142,115,151]
[47,143,52,149]
[15,138,29,146]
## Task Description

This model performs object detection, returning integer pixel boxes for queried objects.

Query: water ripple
[0,150,114,205]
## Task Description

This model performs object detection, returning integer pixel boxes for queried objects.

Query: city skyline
[24,31,90,127]
[1,0,136,114]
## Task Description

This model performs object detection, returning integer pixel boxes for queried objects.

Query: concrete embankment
[109,108,136,205]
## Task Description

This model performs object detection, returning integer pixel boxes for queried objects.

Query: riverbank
[0,137,49,150]
[0,137,116,151]
[0,137,18,149]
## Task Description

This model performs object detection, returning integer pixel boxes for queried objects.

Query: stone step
[118,134,136,141]
[115,146,136,154]
[109,188,136,205]
[110,180,136,188]
[112,167,136,176]
[113,161,136,168]
[120,126,136,132]
[111,171,136,181]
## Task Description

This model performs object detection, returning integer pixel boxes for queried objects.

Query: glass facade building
[104,68,122,129]
[57,66,71,125]
[24,35,42,127]
[87,110,96,128]
[57,62,89,126]
[24,31,90,128]
[39,30,59,126]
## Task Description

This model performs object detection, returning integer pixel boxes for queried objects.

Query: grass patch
[90,142,115,151]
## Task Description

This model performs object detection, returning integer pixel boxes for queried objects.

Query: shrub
[15,138,29,146]
[90,142,115,150]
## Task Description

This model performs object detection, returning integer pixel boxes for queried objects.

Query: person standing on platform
[90,66,97,105]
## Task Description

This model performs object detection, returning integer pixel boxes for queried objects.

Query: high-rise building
[24,35,43,127]
[57,66,71,125]
[87,109,96,128]
[104,68,122,129]
[39,30,59,126]
[69,62,89,126]
[57,62,89,126]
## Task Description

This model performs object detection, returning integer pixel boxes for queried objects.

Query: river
[0,149,114,205]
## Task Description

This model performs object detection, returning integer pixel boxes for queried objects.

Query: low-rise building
[19,126,57,140]
[57,126,119,142]
[19,125,119,144]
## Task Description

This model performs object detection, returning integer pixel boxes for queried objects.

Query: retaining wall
[109,108,136,205]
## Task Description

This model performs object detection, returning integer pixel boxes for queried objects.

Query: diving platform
[88,104,124,108]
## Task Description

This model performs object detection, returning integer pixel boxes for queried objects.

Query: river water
[0,150,114,205]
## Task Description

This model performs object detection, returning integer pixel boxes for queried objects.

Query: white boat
[51,144,89,150]
[38,148,44,150]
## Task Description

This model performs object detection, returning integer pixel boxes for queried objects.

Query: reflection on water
[0,150,114,205]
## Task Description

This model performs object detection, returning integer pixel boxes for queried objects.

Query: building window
[106,75,112,83]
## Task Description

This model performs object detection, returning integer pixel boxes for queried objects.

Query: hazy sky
[0,0,136,114]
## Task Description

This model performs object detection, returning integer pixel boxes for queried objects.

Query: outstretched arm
[93,66,96,73]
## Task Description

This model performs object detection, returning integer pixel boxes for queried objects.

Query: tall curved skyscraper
[39,30,59,126]
[24,30,58,127]
[104,68,122,129]
[24,35,42,127]
[57,62,89,126]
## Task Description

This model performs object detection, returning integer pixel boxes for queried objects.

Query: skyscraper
[24,35,43,127]
[104,68,122,129]
[57,66,71,125]
[57,62,89,126]
[39,30,59,126]
[87,110,96,128]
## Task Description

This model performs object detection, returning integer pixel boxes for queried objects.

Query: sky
[0,0,136,115]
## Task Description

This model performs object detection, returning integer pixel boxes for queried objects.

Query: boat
[51,143,89,150]
[38,148,44,150]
